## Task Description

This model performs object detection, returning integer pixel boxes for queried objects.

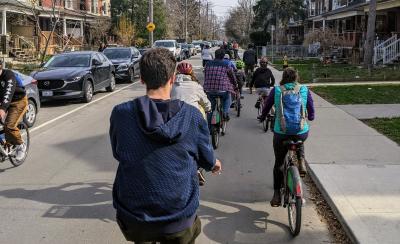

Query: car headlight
[118,64,129,70]
[68,76,82,82]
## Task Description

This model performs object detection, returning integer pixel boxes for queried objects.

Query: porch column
[323,19,326,31]
[63,18,67,36]
[1,9,6,35]
[80,20,84,37]
[312,21,315,31]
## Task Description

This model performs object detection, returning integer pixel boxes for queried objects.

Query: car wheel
[106,74,116,92]
[128,68,135,83]
[23,99,37,128]
[82,80,93,103]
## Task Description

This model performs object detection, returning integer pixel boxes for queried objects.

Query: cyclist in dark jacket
[243,43,258,77]
[250,57,275,108]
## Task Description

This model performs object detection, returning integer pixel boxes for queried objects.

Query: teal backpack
[279,84,306,135]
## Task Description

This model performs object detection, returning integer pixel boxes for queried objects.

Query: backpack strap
[279,86,286,133]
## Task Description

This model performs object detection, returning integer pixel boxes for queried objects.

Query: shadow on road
[0,182,115,222]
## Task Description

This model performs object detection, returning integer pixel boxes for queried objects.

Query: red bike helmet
[177,62,193,75]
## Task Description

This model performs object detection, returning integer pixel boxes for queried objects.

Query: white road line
[30,82,137,133]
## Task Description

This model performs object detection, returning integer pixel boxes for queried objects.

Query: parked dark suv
[31,51,116,103]
[103,47,141,83]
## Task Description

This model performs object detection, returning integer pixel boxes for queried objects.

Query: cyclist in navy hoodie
[110,48,222,243]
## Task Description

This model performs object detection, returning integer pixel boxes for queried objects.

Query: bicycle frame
[282,143,304,206]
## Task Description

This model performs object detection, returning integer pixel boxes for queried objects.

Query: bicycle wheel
[287,166,303,236]
[9,122,30,167]
[236,95,241,117]
[211,126,219,149]
[263,119,268,132]
[270,117,275,131]
[221,119,227,136]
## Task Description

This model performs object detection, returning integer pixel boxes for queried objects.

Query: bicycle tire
[236,96,241,117]
[9,122,30,167]
[270,117,275,131]
[221,120,227,136]
[263,119,268,132]
[211,127,219,149]
[287,166,303,236]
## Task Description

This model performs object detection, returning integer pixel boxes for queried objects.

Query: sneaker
[270,190,281,207]
[14,143,26,161]
[255,100,260,109]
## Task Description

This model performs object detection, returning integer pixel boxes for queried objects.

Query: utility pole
[184,0,188,42]
[205,1,208,40]
[149,0,154,45]
[199,0,201,39]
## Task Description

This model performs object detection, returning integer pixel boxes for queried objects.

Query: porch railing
[374,34,398,64]
[383,38,400,64]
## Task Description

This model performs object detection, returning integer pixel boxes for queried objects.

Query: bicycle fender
[287,166,303,198]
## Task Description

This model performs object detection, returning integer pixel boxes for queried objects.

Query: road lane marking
[31,82,137,133]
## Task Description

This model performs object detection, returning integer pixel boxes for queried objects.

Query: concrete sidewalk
[269,66,400,244]
[338,104,400,119]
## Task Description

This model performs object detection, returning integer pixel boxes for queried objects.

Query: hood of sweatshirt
[134,96,189,143]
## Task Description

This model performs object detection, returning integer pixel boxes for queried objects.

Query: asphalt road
[0,54,332,243]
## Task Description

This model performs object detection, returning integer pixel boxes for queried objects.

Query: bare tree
[304,28,345,57]
[225,0,255,44]
[363,0,377,69]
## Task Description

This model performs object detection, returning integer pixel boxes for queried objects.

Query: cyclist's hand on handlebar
[212,159,222,174]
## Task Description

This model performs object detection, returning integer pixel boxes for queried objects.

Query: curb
[306,164,358,244]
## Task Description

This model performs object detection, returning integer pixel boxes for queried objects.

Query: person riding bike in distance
[234,60,246,99]
[250,57,275,108]
[243,43,258,83]
[0,60,28,161]
[258,68,315,207]
[204,49,237,123]
[223,54,237,71]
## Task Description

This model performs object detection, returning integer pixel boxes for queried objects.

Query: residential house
[306,0,400,64]
[0,0,111,60]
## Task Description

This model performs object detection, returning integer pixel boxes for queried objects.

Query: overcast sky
[209,0,238,18]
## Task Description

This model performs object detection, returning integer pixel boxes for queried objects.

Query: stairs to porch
[11,48,37,63]
[374,34,400,65]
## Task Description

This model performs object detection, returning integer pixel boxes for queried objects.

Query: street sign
[146,22,156,32]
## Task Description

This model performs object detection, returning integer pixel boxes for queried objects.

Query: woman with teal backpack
[258,67,315,207]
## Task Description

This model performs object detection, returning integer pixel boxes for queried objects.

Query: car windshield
[45,54,91,68]
[103,49,131,59]
[154,41,174,48]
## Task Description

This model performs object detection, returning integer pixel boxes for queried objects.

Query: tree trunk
[363,0,377,69]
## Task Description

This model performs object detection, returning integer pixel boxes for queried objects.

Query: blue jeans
[206,91,231,129]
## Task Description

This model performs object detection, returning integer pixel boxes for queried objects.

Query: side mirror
[92,59,102,66]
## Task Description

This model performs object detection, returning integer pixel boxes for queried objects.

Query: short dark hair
[281,67,298,85]
[140,48,176,90]
[215,49,225,59]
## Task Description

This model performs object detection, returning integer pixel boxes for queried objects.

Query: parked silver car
[13,71,40,127]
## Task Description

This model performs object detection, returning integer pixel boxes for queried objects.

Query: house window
[102,2,107,15]
[80,0,86,10]
[65,0,72,9]
[91,0,98,14]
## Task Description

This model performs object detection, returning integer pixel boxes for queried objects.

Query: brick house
[0,0,112,60]
[306,0,400,64]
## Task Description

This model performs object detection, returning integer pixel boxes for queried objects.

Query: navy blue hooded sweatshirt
[110,96,215,233]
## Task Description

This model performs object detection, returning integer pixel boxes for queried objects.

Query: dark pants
[273,133,308,190]
[117,215,201,244]
[5,96,28,145]
[244,64,255,76]
[202,60,210,67]
[234,49,239,59]
[206,91,231,131]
